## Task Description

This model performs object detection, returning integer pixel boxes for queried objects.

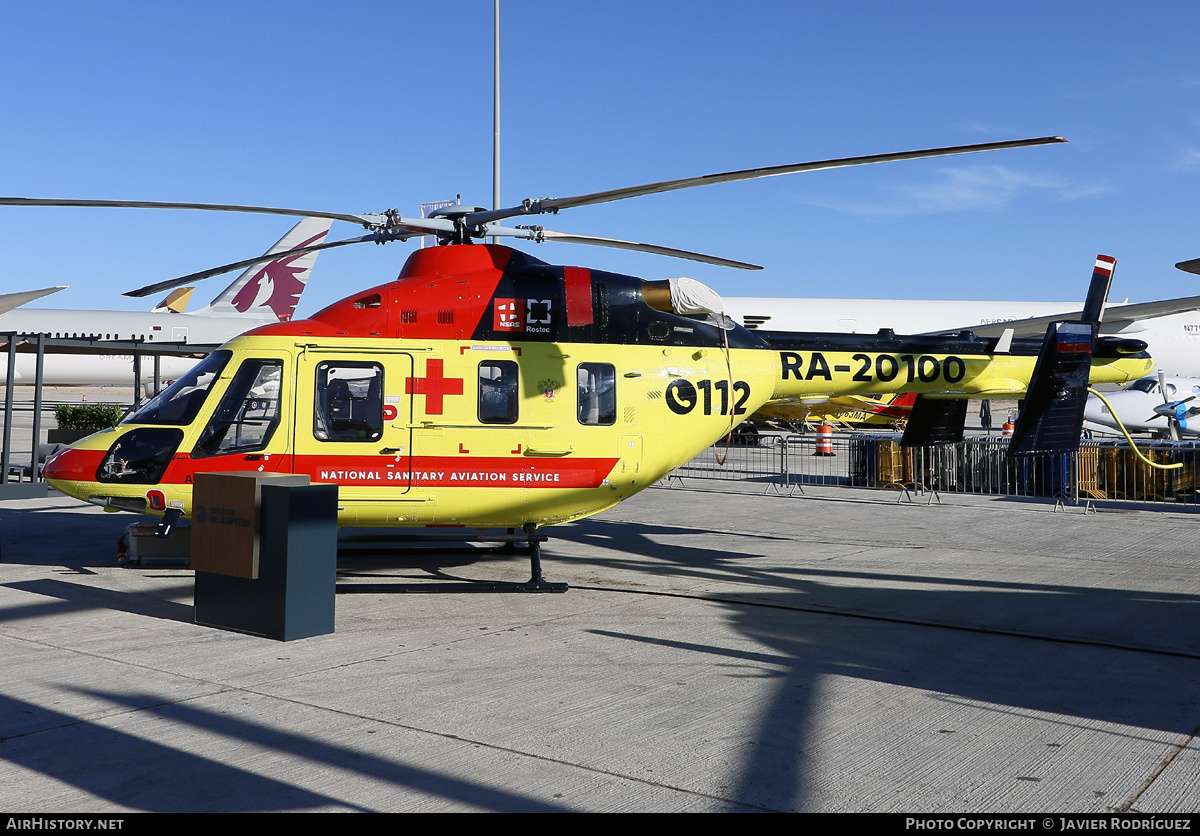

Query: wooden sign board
[191,472,310,578]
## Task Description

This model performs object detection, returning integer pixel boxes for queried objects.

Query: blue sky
[2,1,1199,315]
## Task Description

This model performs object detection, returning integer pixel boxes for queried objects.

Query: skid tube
[337,523,568,593]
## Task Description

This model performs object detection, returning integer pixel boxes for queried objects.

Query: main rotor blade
[467,136,1067,225]
[0,197,390,227]
[123,232,419,298]
[500,227,762,270]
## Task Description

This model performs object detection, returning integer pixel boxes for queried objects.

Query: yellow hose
[1086,388,1183,470]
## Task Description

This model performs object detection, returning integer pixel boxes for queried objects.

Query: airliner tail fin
[199,217,333,320]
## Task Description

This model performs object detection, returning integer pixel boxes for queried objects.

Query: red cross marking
[406,359,464,415]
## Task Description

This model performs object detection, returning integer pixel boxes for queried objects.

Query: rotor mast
[492,0,500,244]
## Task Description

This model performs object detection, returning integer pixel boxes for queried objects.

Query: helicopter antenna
[493,0,501,245]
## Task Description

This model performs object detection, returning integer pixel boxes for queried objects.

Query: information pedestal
[192,472,338,641]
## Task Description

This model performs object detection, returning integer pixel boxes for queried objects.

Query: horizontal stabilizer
[923,381,1025,398]
[0,286,67,317]
[900,396,968,446]
[152,286,195,314]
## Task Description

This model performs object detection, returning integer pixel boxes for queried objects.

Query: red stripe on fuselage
[563,266,594,327]
[294,455,618,488]
[47,447,619,491]
[42,447,106,482]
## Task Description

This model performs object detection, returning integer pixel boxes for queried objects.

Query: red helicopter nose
[43,445,96,483]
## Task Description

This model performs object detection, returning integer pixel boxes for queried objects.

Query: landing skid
[339,524,568,593]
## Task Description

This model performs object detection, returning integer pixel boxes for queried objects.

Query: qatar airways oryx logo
[493,298,552,332]
[230,230,328,321]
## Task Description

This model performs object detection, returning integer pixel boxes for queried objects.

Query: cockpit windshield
[1129,378,1160,394]
[124,350,232,426]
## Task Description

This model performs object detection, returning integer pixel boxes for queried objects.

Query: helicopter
[21,137,1150,576]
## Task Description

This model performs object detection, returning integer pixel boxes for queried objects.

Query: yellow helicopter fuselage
[43,245,1153,529]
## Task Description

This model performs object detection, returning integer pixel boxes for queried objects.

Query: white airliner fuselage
[0,307,276,384]
[723,297,1200,377]
[0,217,332,385]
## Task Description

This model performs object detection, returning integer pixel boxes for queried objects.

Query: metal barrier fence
[673,435,787,483]
[672,433,1200,506]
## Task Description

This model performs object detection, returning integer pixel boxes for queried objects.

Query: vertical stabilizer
[1080,254,1115,325]
[197,217,333,321]
[1008,255,1115,457]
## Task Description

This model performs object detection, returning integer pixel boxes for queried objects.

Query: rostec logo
[494,298,524,330]
[526,299,552,334]
[494,298,554,332]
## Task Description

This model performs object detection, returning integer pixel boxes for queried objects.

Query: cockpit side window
[125,350,232,426]
[478,361,519,424]
[314,362,383,442]
[193,359,283,458]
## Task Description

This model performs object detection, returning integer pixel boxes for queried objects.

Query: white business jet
[1083,374,1200,438]
[0,217,332,384]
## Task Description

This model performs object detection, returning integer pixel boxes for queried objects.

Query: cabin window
[126,350,232,426]
[193,359,283,458]
[314,362,383,442]
[577,363,616,425]
[478,360,518,424]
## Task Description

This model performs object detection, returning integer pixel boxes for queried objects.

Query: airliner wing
[929,294,1200,339]
[0,286,68,317]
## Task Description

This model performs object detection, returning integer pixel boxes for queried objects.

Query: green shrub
[53,403,123,431]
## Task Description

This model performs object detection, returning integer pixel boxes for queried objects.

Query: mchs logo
[494,299,553,334]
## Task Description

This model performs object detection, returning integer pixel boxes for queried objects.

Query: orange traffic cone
[814,422,834,456]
